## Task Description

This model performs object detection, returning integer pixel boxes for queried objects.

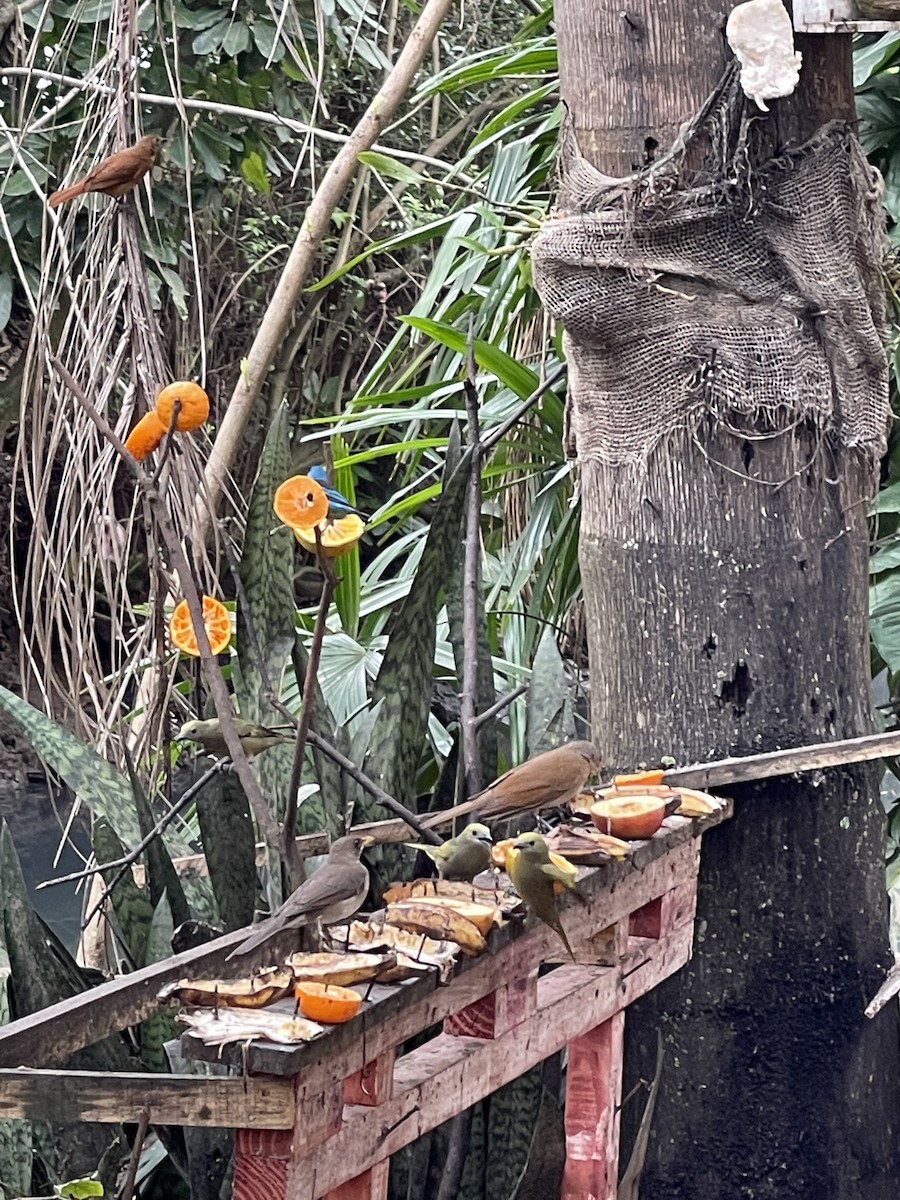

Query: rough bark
[557,1,900,1195]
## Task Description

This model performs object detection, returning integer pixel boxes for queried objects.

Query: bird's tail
[48,181,87,208]
[551,914,576,962]
[421,796,481,829]
[226,914,285,960]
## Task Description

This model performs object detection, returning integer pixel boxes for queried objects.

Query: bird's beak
[512,837,529,850]
[361,835,375,847]
[475,831,493,844]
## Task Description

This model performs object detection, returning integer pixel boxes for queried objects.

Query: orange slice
[124,411,166,460]
[155,381,210,432]
[169,595,232,657]
[293,514,365,558]
[294,981,362,1024]
[590,796,666,840]
[273,475,328,530]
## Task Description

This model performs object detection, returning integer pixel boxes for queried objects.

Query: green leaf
[56,1178,104,1198]
[871,574,900,672]
[870,478,900,514]
[365,433,472,813]
[402,316,539,399]
[0,272,12,332]
[240,150,271,195]
[0,683,141,845]
[358,150,425,184]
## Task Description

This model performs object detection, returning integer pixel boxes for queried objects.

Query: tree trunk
[550,1,900,1194]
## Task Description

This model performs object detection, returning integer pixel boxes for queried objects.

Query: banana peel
[158,967,293,1009]
[178,1007,325,1046]
[327,919,460,982]
[286,951,398,986]
[383,879,515,913]
[542,825,632,862]
[383,900,487,956]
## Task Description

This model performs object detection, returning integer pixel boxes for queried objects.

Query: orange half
[169,595,232,657]
[155,381,210,432]
[293,514,365,558]
[273,475,329,530]
[294,981,362,1024]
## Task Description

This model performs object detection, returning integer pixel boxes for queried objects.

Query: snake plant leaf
[0,901,31,1198]
[91,819,153,968]
[364,431,472,814]
[0,684,141,846]
[196,770,259,933]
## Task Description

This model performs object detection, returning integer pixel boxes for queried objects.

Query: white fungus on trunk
[725,0,802,111]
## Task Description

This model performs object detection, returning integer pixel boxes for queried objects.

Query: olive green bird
[507,832,579,960]
[405,823,493,882]
[176,717,292,759]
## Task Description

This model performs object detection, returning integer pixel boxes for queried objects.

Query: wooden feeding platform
[793,0,900,32]
[0,803,730,1200]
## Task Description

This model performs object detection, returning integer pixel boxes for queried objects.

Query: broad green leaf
[240,150,271,195]
[56,1179,104,1198]
[365,430,472,818]
[0,684,141,845]
[358,150,425,185]
[402,316,539,399]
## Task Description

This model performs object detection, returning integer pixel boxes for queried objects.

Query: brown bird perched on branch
[422,740,601,829]
[48,134,162,208]
[227,834,373,960]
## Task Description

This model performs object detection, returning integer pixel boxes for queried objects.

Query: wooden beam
[283,926,694,1199]
[0,1069,294,1128]
[562,1012,624,1200]
[0,925,281,1068]
[665,729,900,788]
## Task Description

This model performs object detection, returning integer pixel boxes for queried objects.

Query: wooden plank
[792,0,900,31]
[188,836,701,1082]
[561,1012,624,1200]
[0,1069,294,1128]
[284,924,694,1199]
[0,924,296,1068]
[666,730,900,789]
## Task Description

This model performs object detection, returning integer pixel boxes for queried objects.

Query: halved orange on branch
[273,475,329,531]
[169,595,232,657]
[124,411,166,461]
[293,514,365,558]
[294,981,362,1024]
[155,381,210,432]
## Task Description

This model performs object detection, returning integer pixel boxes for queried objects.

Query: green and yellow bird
[176,717,291,759]
[507,831,579,960]
[405,823,493,882]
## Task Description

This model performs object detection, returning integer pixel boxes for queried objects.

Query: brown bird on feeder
[48,134,162,208]
[422,740,602,829]
[227,834,373,960]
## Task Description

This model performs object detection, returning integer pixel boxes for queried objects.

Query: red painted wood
[444,967,538,1038]
[630,895,663,938]
[343,1053,394,1106]
[233,1128,292,1200]
[561,1011,625,1200]
[323,1160,389,1200]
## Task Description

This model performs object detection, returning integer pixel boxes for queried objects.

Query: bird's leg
[535,814,554,834]
[362,979,376,1003]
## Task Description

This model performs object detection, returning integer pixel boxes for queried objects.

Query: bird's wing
[226,912,283,958]
[539,861,577,888]
[282,863,365,921]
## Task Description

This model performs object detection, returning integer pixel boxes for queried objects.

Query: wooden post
[561,1010,625,1200]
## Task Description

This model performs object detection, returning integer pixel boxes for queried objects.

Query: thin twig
[49,357,281,854]
[306,730,441,844]
[284,528,337,881]
[460,323,484,798]
[472,681,529,730]
[38,760,223,892]
[118,1107,151,1200]
[480,361,568,454]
